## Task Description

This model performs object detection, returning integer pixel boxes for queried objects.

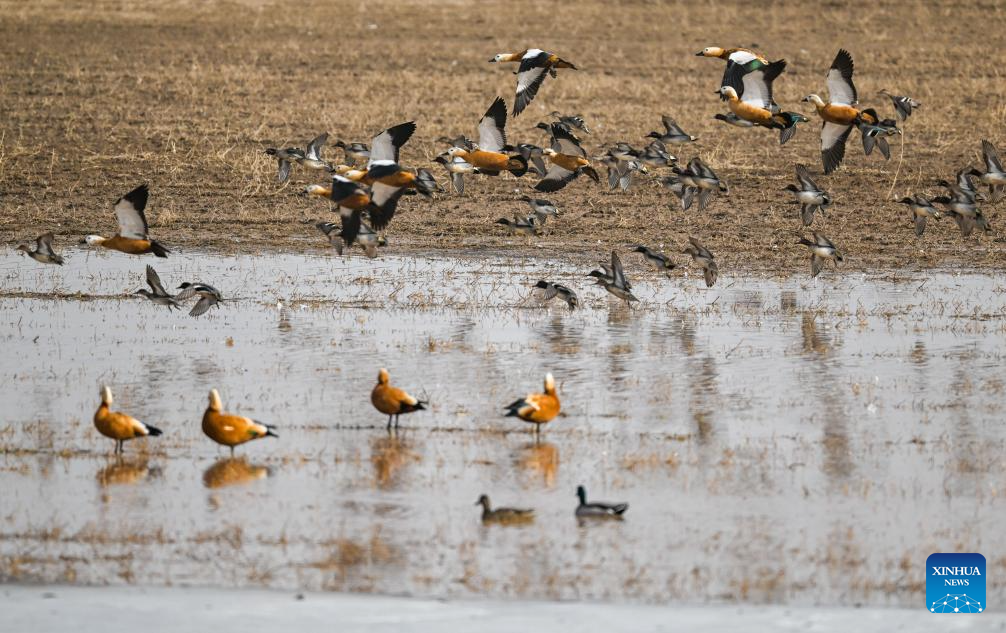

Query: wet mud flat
[1,248,1004,606]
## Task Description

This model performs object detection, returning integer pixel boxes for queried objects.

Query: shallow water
[1,248,1004,606]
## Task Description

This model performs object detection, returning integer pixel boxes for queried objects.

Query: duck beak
[488,58,497,63]
[694,51,705,56]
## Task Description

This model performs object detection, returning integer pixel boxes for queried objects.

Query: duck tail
[149,240,171,258]
[259,422,279,439]
[507,154,529,178]
[144,424,163,437]
[54,254,66,265]
[612,503,629,515]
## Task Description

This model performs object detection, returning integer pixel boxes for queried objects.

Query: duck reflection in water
[203,457,270,489]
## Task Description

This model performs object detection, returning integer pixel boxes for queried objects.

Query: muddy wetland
[1,247,1003,608]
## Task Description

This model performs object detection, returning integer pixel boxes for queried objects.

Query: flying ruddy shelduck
[490,49,577,117]
[504,373,560,435]
[718,61,807,145]
[16,233,63,265]
[202,389,277,455]
[84,184,170,257]
[697,46,778,108]
[802,49,899,174]
[93,385,163,454]
[371,368,427,431]
[447,97,528,177]
[303,175,407,252]
[534,122,600,192]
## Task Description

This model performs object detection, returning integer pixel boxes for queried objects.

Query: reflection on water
[371,434,421,490]
[514,441,559,488]
[203,457,270,489]
[96,458,158,487]
[1,250,1004,606]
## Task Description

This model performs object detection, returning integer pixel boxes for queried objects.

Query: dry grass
[0,0,1004,273]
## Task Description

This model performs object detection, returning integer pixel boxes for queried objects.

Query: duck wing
[513,50,552,117]
[305,132,328,161]
[826,49,857,106]
[114,184,150,240]
[820,122,852,174]
[145,265,170,297]
[478,97,508,153]
[368,121,416,167]
[36,232,58,257]
[983,139,1003,173]
[795,164,819,191]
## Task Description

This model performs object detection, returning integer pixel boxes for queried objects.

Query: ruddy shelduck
[93,385,162,454]
[490,49,577,117]
[504,372,560,434]
[202,388,277,455]
[447,97,528,177]
[371,368,427,431]
[84,184,171,258]
[534,123,599,192]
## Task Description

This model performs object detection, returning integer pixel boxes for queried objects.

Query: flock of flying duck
[15,45,1006,520]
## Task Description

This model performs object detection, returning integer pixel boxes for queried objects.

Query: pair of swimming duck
[476,486,628,524]
[93,386,276,455]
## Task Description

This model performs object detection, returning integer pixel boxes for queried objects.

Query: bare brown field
[1,0,1005,272]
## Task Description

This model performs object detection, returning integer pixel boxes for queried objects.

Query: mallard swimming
[575,485,628,518]
[475,494,534,524]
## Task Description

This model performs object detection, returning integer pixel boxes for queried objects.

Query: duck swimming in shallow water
[475,494,535,524]
[202,389,277,455]
[16,233,63,265]
[93,385,162,454]
[575,485,628,518]
[371,368,427,431]
[505,372,560,435]
[84,184,170,258]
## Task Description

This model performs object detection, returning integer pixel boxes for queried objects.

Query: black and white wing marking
[736,59,786,109]
[820,122,853,174]
[826,49,857,106]
[550,123,585,157]
[145,265,170,297]
[368,121,416,167]
[366,182,407,232]
[306,133,329,161]
[330,174,368,203]
[114,184,150,240]
[513,49,551,117]
[478,97,508,153]
[795,164,819,191]
[535,163,577,192]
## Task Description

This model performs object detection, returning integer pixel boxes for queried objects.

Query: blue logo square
[927,553,986,613]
